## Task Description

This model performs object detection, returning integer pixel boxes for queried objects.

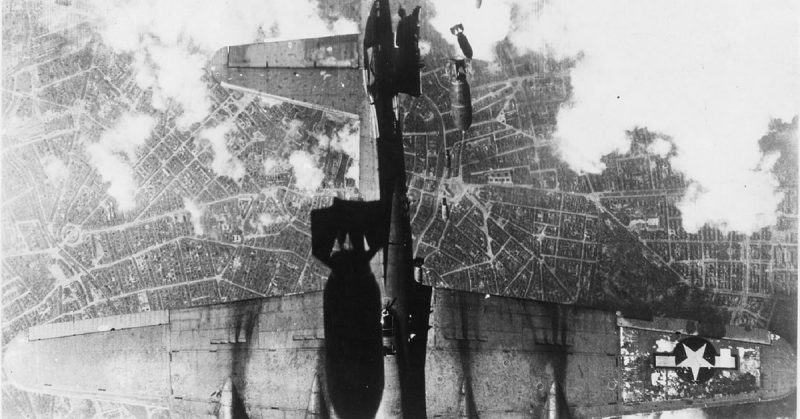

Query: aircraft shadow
[323,250,384,419]
[227,378,250,419]
[228,301,260,419]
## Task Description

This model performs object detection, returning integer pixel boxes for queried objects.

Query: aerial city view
[1,0,797,417]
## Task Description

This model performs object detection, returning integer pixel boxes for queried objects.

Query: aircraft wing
[426,289,621,418]
[6,294,330,418]
[425,289,795,418]
[6,288,794,418]
[211,34,364,118]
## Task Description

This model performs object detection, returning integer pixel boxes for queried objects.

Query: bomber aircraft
[4,1,795,418]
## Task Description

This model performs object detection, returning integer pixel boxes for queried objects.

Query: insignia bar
[654,336,738,382]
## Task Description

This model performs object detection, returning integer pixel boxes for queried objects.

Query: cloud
[660,408,708,419]
[262,186,281,200]
[543,0,797,233]
[145,44,210,128]
[288,150,324,192]
[647,137,673,159]
[677,152,784,233]
[257,118,354,192]
[429,0,799,233]
[85,113,156,211]
[263,157,280,174]
[82,0,357,128]
[321,119,360,159]
[345,162,359,186]
[259,213,276,226]
[285,118,305,139]
[428,0,518,60]
[311,118,360,180]
[419,39,432,58]
[97,113,155,160]
[620,408,708,419]
[41,155,69,185]
[183,198,205,235]
[254,212,290,234]
[258,96,283,108]
[64,0,359,193]
[41,0,359,197]
[258,212,288,227]
[198,121,246,181]
[86,147,137,210]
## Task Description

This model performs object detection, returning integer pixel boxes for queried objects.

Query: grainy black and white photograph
[0,0,797,417]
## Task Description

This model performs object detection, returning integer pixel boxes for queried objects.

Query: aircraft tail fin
[310,198,387,266]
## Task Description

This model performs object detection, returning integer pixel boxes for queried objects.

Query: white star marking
[677,343,713,381]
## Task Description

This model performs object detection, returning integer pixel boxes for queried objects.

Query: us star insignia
[654,336,738,383]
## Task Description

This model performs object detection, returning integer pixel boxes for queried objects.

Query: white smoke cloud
[255,212,290,234]
[258,212,288,227]
[258,96,283,108]
[647,137,673,159]
[346,162,359,186]
[334,122,360,186]
[263,157,280,174]
[86,149,137,210]
[198,121,246,181]
[145,44,210,128]
[419,39,432,58]
[259,118,359,191]
[262,186,281,201]
[660,408,708,419]
[97,113,154,161]
[285,119,305,138]
[677,152,784,233]
[280,117,361,190]
[83,0,356,128]
[428,0,799,233]
[621,408,707,419]
[41,155,69,185]
[183,198,205,235]
[288,150,324,192]
[259,213,276,226]
[85,113,156,211]
[428,0,517,60]
[314,119,360,159]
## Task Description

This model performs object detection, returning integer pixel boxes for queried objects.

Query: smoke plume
[428,0,798,232]
[288,150,325,192]
[183,198,205,235]
[86,0,357,128]
[265,118,360,191]
[312,118,360,185]
[314,119,360,159]
[85,113,156,211]
[198,121,246,181]
[41,155,69,185]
